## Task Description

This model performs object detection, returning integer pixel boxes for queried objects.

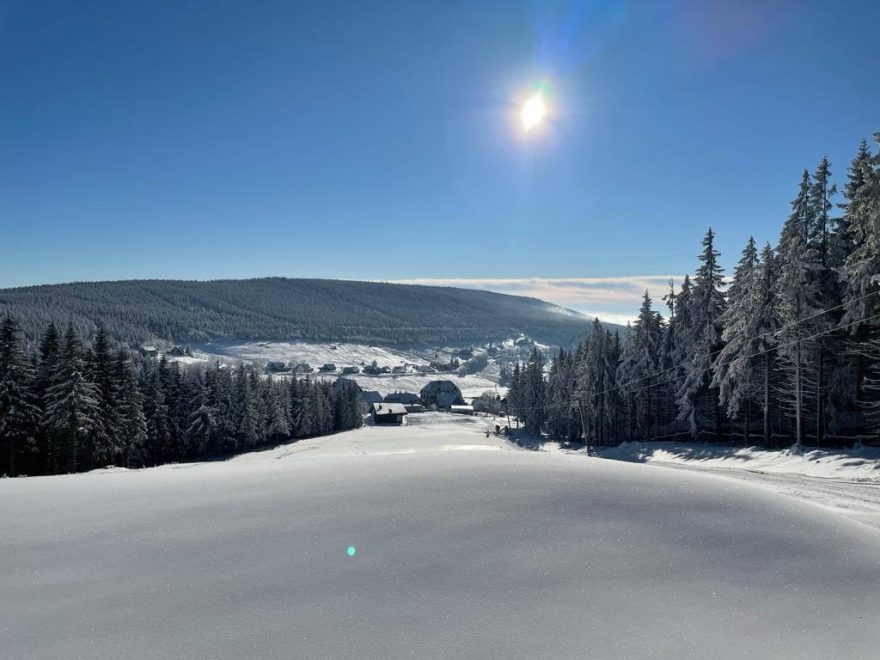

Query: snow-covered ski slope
[2,414,879,659]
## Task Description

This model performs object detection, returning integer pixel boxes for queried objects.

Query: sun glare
[521,94,546,131]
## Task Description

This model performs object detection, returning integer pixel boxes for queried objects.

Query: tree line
[0,320,363,476]
[509,135,880,449]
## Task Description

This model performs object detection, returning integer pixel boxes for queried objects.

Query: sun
[521,93,546,131]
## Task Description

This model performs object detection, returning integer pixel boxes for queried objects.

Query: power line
[609,288,880,397]
[508,309,880,413]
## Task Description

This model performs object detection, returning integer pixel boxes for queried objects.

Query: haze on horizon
[2,0,879,323]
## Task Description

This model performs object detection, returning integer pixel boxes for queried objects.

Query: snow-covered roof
[371,403,407,416]
[384,392,420,404]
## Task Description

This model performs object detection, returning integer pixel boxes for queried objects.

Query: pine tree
[114,350,147,467]
[841,135,880,434]
[0,317,40,475]
[265,380,291,441]
[712,238,767,443]
[142,362,171,465]
[186,375,215,457]
[523,347,545,435]
[547,347,575,441]
[88,324,118,467]
[676,229,726,438]
[236,365,260,450]
[33,323,61,474]
[621,292,662,439]
[603,330,623,444]
[776,173,824,449]
[44,324,100,473]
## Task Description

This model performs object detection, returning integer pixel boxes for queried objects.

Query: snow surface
[598,441,880,482]
[2,414,880,659]
[593,441,880,532]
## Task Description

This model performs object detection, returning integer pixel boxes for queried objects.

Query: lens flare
[347,545,357,557]
[521,94,546,131]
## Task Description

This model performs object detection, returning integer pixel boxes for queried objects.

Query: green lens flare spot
[347,546,357,557]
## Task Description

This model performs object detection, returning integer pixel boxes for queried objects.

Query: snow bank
[599,441,880,482]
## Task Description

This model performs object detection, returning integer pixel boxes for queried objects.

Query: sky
[1,0,878,323]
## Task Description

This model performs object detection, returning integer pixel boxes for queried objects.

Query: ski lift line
[599,287,880,401]
[508,310,880,413]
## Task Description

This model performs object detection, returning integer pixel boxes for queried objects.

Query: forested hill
[0,278,609,347]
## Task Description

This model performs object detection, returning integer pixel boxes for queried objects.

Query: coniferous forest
[509,136,880,449]
[0,320,363,476]
[0,278,599,348]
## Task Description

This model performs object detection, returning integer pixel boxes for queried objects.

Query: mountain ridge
[0,277,620,348]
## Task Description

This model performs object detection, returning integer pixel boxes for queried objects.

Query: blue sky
[1,0,878,322]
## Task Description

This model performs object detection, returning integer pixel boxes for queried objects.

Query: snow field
[2,415,879,659]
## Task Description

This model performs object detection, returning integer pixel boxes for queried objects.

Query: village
[138,339,517,427]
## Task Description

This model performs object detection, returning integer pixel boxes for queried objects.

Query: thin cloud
[390,276,684,325]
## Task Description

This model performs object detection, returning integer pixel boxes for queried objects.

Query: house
[342,366,360,374]
[384,391,420,405]
[166,345,190,358]
[361,390,383,407]
[370,402,407,425]
[319,363,336,372]
[265,361,288,373]
[420,380,464,409]
[391,365,406,374]
[450,404,474,416]
[140,345,159,358]
[291,362,314,374]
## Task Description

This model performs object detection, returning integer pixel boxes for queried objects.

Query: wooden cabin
[370,402,407,425]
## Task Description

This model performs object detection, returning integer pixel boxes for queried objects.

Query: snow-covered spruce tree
[676,229,727,439]
[808,157,839,443]
[33,322,61,473]
[580,320,609,446]
[603,330,623,445]
[626,292,663,439]
[841,134,880,434]
[209,361,236,454]
[522,347,546,435]
[288,376,305,437]
[615,323,637,441]
[266,379,291,441]
[659,279,679,431]
[668,274,693,425]
[235,364,259,451]
[87,324,119,468]
[141,361,171,466]
[251,369,269,441]
[0,317,40,476]
[711,237,767,444]
[44,324,100,473]
[509,362,526,427]
[186,373,215,457]
[160,357,185,459]
[114,350,147,468]
[547,347,576,441]
[776,172,824,449]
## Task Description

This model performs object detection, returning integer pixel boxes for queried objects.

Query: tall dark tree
[44,324,100,473]
[676,229,726,438]
[776,173,823,448]
[0,318,39,475]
